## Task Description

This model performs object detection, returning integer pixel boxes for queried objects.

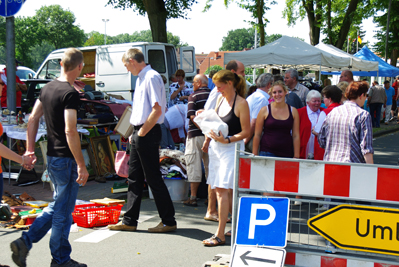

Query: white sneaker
[316,204,329,211]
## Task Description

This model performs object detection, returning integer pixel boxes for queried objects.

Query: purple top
[260,104,294,158]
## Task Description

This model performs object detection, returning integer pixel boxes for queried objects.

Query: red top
[1,68,24,108]
[298,106,325,160]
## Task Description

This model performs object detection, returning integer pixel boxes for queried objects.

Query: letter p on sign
[236,197,289,247]
[248,204,276,239]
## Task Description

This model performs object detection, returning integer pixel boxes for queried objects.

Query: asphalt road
[1,132,397,267]
[373,131,399,166]
[1,198,231,267]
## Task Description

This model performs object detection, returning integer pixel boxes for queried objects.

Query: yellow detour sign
[308,204,399,256]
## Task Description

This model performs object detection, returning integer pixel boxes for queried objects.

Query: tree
[35,5,86,50]
[373,0,399,67]
[28,41,55,70]
[220,27,283,51]
[283,0,373,48]
[220,28,255,51]
[236,0,276,47]
[204,65,223,75]
[83,30,189,47]
[84,31,106,46]
[106,0,197,43]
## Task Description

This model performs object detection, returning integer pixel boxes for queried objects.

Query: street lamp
[102,19,109,45]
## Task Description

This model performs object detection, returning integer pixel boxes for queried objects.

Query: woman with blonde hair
[252,80,300,158]
[202,70,250,246]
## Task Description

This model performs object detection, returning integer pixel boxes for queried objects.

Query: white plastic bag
[194,109,228,138]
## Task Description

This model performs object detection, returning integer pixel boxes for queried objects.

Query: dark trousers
[123,124,176,227]
[369,103,383,127]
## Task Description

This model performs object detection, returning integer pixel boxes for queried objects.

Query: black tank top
[216,93,242,136]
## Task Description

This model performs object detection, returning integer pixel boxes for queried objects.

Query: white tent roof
[224,36,379,72]
[315,43,378,72]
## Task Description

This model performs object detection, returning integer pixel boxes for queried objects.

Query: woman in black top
[202,70,250,246]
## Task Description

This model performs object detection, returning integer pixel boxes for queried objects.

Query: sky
[16,0,378,54]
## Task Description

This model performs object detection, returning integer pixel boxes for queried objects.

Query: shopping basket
[72,203,122,228]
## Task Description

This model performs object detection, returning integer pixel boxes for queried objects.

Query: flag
[358,36,362,44]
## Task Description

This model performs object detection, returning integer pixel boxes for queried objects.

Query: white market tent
[315,43,379,73]
[224,36,379,73]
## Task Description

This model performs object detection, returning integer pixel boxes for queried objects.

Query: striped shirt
[318,101,373,163]
[187,87,211,138]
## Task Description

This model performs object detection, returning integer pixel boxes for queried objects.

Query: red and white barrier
[285,252,399,267]
[238,157,399,202]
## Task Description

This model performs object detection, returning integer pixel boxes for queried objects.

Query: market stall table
[2,126,90,184]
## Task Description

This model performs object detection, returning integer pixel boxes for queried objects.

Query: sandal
[202,235,225,246]
[204,214,218,222]
[225,230,231,236]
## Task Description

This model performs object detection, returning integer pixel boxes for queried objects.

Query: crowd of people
[5,45,397,266]
[163,62,394,249]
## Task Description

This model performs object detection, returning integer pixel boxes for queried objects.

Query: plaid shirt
[318,101,373,163]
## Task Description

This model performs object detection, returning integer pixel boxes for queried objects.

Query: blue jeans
[369,103,383,127]
[22,156,79,265]
[259,151,278,157]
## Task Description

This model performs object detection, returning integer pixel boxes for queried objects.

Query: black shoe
[10,238,29,267]
[51,259,87,267]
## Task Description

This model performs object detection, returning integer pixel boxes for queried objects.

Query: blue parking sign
[236,197,289,247]
[0,0,25,17]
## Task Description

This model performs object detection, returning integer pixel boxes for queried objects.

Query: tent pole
[319,65,321,82]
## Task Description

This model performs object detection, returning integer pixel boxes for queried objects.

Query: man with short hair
[245,73,273,151]
[382,80,395,124]
[183,74,210,207]
[205,60,247,110]
[284,68,309,107]
[11,48,89,267]
[339,70,354,83]
[108,48,177,233]
[367,80,386,128]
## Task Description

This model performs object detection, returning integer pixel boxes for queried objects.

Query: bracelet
[226,137,231,143]
[21,156,25,166]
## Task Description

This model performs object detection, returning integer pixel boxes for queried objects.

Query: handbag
[115,151,129,178]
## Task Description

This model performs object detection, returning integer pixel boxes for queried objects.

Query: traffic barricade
[231,144,399,267]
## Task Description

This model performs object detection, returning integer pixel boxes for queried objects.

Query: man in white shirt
[204,60,247,110]
[245,73,273,151]
[108,48,176,233]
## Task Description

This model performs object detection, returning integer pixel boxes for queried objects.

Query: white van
[35,42,196,101]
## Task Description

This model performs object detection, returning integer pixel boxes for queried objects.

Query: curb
[373,125,399,138]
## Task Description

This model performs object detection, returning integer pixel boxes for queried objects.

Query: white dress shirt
[246,89,270,119]
[306,105,320,157]
[130,65,166,126]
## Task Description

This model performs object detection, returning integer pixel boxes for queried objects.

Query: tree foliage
[283,0,373,48]
[0,5,85,69]
[220,28,282,51]
[35,5,86,50]
[205,0,276,48]
[204,65,223,75]
[220,28,255,51]
[372,0,399,67]
[83,30,188,47]
[107,0,197,43]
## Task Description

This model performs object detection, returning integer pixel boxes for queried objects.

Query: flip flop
[202,235,225,247]
[204,214,218,222]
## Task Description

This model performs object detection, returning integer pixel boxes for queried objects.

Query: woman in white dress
[202,70,250,246]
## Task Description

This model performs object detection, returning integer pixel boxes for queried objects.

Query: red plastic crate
[72,203,122,228]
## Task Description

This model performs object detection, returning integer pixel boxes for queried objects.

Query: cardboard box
[115,106,133,139]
